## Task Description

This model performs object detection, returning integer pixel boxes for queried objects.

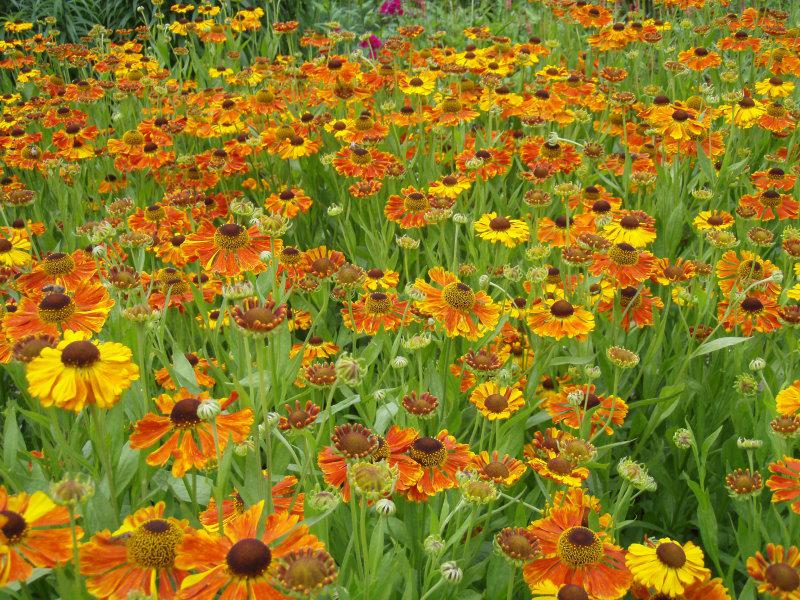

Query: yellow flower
[469,381,525,420]
[428,174,471,199]
[0,231,31,269]
[776,380,800,416]
[602,212,656,248]
[755,76,795,99]
[208,66,234,78]
[725,97,766,128]
[398,71,438,96]
[626,538,709,597]
[26,331,139,412]
[474,213,530,248]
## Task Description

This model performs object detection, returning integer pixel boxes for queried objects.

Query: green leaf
[115,442,140,493]
[173,351,200,393]
[549,354,594,366]
[693,336,751,357]
[3,405,20,468]
[374,401,398,434]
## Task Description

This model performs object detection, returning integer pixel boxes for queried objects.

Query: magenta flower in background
[379,0,404,16]
[359,34,383,57]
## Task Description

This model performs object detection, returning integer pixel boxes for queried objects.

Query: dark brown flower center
[672,109,690,122]
[170,398,201,428]
[489,216,511,231]
[741,297,764,313]
[766,563,800,591]
[0,510,26,543]
[60,341,100,367]
[547,456,574,475]
[484,460,509,479]
[484,393,509,413]
[409,436,447,467]
[226,538,272,578]
[656,542,687,568]
[550,300,575,318]
[558,584,589,600]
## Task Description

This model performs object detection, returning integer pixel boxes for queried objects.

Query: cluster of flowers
[0,0,798,598]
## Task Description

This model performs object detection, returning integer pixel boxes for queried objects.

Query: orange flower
[527,449,589,487]
[678,47,722,70]
[80,502,191,600]
[404,430,473,501]
[738,189,799,221]
[290,336,339,364]
[15,250,97,294]
[598,286,664,331]
[342,292,409,335]
[542,384,628,435]
[153,233,194,267]
[130,389,253,478]
[3,283,113,341]
[175,502,326,599]
[715,250,781,297]
[264,187,313,218]
[766,456,800,514]
[318,423,380,502]
[590,244,656,287]
[718,293,781,336]
[385,187,432,228]
[469,381,525,420]
[299,245,345,279]
[378,425,425,492]
[776,381,800,416]
[155,354,218,390]
[332,145,394,179]
[0,487,80,586]
[472,450,526,486]
[527,298,595,340]
[746,544,800,597]
[523,490,632,598]
[127,203,189,235]
[537,213,596,247]
[414,267,500,340]
[199,476,304,533]
[183,221,277,278]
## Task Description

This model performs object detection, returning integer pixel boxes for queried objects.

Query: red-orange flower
[342,292,409,335]
[404,430,473,501]
[175,501,326,599]
[523,490,632,598]
[414,267,499,340]
[183,221,278,278]
[0,487,80,586]
[80,502,190,600]
[766,456,800,514]
[130,389,253,477]
[3,283,113,341]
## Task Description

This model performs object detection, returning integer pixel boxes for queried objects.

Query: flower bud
[234,438,254,456]
[424,534,445,555]
[197,399,221,421]
[737,437,763,449]
[50,474,94,506]
[375,498,396,516]
[391,356,408,369]
[672,428,693,449]
[335,353,366,386]
[440,561,463,584]
[309,489,340,512]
